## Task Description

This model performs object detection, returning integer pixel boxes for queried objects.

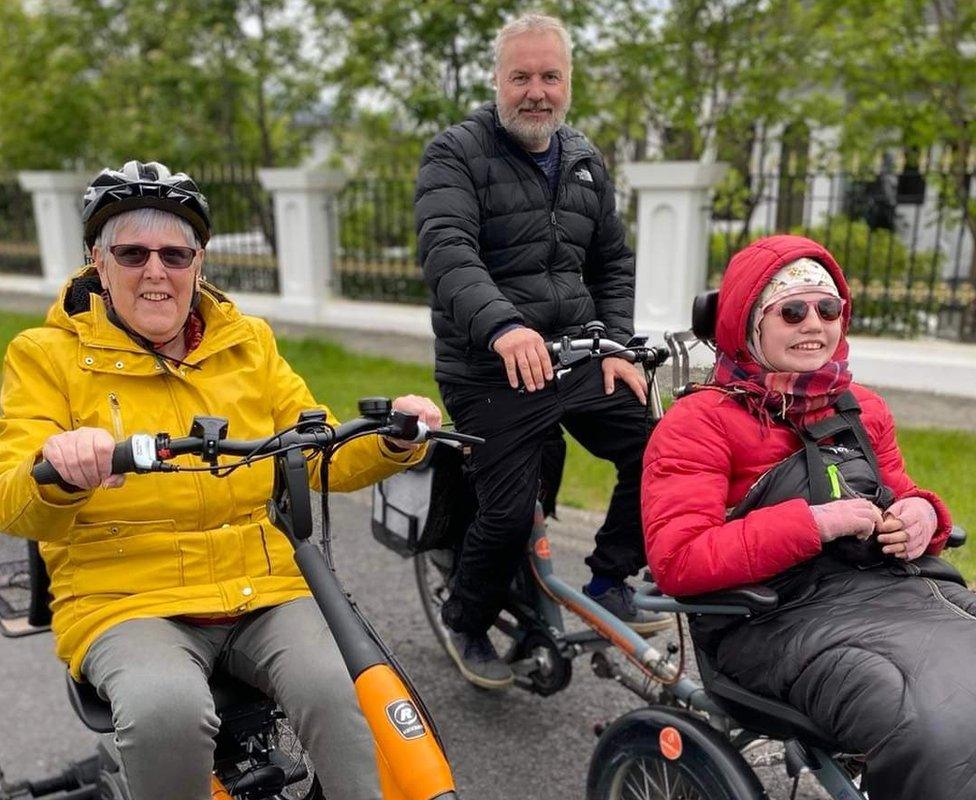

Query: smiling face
[92,216,202,354]
[495,29,571,152]
[758,291,843,372]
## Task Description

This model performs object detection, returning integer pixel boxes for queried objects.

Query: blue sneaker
[583,582,673,636]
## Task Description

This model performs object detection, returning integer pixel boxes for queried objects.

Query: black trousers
[715,570,976,800]
[439,361,652,635]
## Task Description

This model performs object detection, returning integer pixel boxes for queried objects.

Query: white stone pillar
[257,167,346,322]
[17,171,90,292]
[806,125,841,228]
[751,124,783,232]
[620,161,728,342]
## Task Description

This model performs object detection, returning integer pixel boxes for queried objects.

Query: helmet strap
[101,287,201,370]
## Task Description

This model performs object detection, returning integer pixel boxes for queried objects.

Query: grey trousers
[82,597,381,800]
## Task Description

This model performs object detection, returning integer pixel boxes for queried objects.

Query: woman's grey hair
[493,13,573,73]
[94,208,201,253]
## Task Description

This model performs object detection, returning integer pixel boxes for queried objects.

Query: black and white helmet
[82,160,212,248]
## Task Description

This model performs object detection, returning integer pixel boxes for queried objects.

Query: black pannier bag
[371,441,476,558]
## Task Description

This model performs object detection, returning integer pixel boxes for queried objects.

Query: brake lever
[431,430,485,446]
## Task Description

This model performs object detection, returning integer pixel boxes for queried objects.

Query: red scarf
[705,349,852,429]
[102,289,205,354]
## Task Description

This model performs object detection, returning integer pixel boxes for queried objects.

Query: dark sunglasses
[771,296,845,325]
[109,244,198,270]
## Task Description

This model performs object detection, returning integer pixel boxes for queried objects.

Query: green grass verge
[1,312,972,580]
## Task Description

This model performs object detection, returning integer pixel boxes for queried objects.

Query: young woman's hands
[875,497,938,560]
[809,498,884,543]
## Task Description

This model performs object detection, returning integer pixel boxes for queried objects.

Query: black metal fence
[332,173,425,304]
[193,164,279,294]
[706,169,976,342]
[0,176,42,276]
[6,161,974,344]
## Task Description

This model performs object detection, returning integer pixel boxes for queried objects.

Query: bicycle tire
[413,549,520,666]
[587,708,766,800]
[414,549,460,657]
[269,719,324,800]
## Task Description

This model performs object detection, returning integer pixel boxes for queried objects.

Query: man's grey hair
[493,13,573,73]
[94,208,201,253]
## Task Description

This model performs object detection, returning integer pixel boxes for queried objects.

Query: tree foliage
[820,0,976,278]
[0,0,321,169]
[2,0,974,187]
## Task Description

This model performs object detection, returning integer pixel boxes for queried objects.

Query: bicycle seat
[696,651,835,749]
[66,670,272,734]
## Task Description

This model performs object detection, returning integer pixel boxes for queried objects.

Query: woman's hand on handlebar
[386,396,443,450]
[40,427,126,490]
[602,358,648,405]
[492,326,554,391]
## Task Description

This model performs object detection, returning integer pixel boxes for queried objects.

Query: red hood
[715,234,852,365]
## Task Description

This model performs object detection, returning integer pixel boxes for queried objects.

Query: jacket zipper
[108,393,125,441]
[538,153,589,326]
[923,577,976,621]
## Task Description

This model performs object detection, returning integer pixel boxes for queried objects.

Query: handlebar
[541,321,669,374]
[32,405,484,487]
[542,325,670,420]
[547,335,670,371]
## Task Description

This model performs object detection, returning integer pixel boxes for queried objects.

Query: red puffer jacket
[642,235,953,596]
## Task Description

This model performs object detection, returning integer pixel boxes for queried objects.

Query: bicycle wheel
[587,709,765,800]
[414,548,456,657]
[268,718,323,800]
[414,549,520,663]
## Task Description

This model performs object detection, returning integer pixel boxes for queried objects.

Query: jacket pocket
[69,521,180,596]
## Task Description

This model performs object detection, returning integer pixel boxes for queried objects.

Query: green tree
[575,1,816,161]
[0,0,322,169]
[0,1,98,168]
[821,0,976,280]
[309,0,530,135]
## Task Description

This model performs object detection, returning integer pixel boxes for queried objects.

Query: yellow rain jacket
[0,270,424,678]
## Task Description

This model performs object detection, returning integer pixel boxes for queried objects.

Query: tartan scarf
[706,348,853,428]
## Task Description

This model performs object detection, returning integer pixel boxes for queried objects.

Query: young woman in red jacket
[642,234,974,800]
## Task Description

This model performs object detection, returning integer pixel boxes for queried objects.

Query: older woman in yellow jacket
[0,161,441,800]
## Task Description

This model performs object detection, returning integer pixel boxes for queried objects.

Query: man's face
[495,30,571,152]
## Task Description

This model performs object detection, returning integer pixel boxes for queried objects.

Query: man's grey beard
[497,96,570,150]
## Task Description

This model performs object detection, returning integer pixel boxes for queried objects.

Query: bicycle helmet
[82,160,212,249]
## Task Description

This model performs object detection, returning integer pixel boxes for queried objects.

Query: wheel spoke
[601,738,717,800]
[622,763,649,799]
[655,757,674,799]
[671,769,694,800]
[636,757,668,799]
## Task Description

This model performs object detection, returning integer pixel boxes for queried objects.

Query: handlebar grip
[111,440,140,474]
[31,435,159,487]
[31,460,64,486]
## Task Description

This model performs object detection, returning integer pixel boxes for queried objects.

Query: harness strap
[793,391,884,505]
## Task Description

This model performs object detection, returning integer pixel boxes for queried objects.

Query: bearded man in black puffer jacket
[414,12,669,690]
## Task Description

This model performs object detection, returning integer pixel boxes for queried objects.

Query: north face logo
[574,168,594,183]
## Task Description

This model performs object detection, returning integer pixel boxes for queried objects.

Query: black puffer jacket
[415,103,634,385]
